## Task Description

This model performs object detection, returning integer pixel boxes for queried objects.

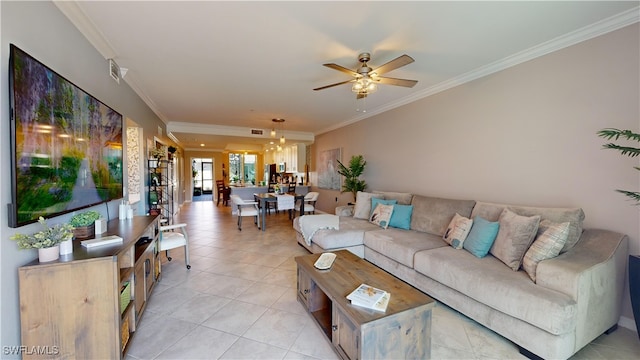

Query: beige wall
[0,2,171,353]
[313,24,639,325]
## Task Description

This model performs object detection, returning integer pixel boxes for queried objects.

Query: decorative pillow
[370,198,397,217]
[373,191,413,205]
[443,213,473,249]
[369,204,394,229]
[463,217,500,258]
[471,201,584,254]
[522,221,570,282]
[389,204,413,230]
[490,208,541,271]
[353,192,382,219]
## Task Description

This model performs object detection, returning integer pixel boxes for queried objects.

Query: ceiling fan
[313,52,418,99]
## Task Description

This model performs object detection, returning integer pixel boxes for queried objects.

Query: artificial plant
[337,154,367,202]
[597,128,640,203]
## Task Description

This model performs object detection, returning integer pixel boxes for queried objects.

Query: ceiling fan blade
[376,76,418,88]
[313,79,354,91]
[323,63,359,77]
[371,54,414,76]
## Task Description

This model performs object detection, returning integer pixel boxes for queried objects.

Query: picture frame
[318,148,341,190]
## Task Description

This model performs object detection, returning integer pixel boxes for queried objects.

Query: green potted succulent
[11,216,74,262]
[69,210,101,240]
[337,155,367,202]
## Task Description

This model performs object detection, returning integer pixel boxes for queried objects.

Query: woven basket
[121,316,130,350]
[73,224,95,240]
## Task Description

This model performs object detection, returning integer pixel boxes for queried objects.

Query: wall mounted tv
[8,44,123,228]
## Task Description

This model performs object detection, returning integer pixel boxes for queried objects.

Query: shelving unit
[148,159,175,223]
[18,216,161,359]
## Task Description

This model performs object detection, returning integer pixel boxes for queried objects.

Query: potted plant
[598,128,640,339]
[337,155,367,203]
[167,145,177,160]
[149,146,166,167]
[69,210,101,240]
[11,216,74,262]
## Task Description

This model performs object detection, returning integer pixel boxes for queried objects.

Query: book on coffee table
[347,283,391,312]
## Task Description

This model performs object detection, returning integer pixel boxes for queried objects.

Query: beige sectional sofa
[292,191,628,359]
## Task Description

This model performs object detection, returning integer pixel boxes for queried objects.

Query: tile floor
[127,201,640,359]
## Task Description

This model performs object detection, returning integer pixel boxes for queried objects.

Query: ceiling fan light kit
[314,52,418,98]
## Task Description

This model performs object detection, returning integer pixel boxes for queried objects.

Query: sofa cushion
[293,216,379,249]
[443,213,473,249]
[370,198,397,217]
[522,221,570,282]
[389,204,414,230]
[471,202,584,253]
[414,246,578,335]
[463,216,500,258]
[410,195,476,236]
[490,209,541,271]
[369,204,394,229]
[373,191,413,205]
[364,228,446,268]
[353,191,382,219]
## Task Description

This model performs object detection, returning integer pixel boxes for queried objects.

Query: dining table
[253,193,305,231]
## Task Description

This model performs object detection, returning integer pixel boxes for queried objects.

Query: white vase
[38,245,60,262]
[59,239,73,255]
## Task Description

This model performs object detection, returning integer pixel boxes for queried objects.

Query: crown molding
[317,6,640,136]
[54,0,169,124]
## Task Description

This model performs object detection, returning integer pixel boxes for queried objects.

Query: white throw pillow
[522,221,570,282]
[369,204,394,229]
[353,191,382,219]
[443,213,473,249]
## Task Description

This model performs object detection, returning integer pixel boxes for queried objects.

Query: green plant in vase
[11,216,74,250]
[337,155,367,202]
[69,210,101,227]
[69,210,101,240]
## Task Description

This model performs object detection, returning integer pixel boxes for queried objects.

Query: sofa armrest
[335,205,354,216]
[536,229,628,348]
[536,229,627,298]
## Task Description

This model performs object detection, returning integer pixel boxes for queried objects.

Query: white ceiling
[55,1,639,152]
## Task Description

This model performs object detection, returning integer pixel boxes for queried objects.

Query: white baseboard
[619,315,638,332]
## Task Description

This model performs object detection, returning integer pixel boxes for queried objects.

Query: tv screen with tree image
[8,44,123,227]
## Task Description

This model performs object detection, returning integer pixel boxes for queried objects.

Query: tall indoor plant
[337,155,367,202]
[598,127,640,338]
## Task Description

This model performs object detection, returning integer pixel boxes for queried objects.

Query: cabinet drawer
[297,267,312,307]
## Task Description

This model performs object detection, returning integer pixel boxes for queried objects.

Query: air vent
[251,129,263,135]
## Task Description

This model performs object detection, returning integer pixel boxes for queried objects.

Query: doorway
[192,157,213,201]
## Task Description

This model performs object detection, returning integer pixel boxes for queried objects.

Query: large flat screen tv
[8,44,123,227]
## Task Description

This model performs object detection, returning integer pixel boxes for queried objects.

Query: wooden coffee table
[295,250,434,360]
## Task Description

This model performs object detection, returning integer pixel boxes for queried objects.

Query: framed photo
[318,148,341,190]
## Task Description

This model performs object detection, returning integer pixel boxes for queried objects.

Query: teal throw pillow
[463,216,500,258]
[370,198,397,217]
[389,204,413,230]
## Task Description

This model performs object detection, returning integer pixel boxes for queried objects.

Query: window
[229,153,257,185]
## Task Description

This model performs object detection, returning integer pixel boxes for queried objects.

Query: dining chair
[266,183,279,214]
[294,191,320,216]
[216,180,230,206]
[230,195,260,230]
[159,222,191,269]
